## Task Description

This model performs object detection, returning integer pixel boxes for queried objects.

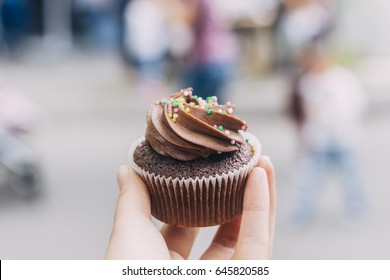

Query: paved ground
[0,52,390,259]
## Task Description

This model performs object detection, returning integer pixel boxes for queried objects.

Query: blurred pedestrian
[117,0,132,65]
[273,0,334,73]
[122,0,169,102]
[180,0,239,103]
[72,0,117,47]
[0,0,29,52]
[288,46,368,228]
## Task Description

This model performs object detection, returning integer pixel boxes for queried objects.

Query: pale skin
[105,155,276,260]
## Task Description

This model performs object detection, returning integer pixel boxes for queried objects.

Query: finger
[105,165,169,259]
[258,156,276,258]
[160,225,199,259]
[233,167,270,260]
[115,165,151,222]
[200,218,241,260]
[202,156,277,260]
[117,164,129,187]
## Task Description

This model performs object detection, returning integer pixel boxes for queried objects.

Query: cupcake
[129,88,261,227]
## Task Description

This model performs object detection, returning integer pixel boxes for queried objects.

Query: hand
[105,156,276,260]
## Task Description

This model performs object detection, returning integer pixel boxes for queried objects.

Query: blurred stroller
[0,84,41,197]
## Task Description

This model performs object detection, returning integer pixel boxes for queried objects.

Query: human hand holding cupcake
[106,156,275,260]
[106,88,276,259]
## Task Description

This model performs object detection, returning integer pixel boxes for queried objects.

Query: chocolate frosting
[145,88,248,161]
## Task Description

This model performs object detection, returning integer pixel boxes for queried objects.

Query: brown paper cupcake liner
[129,133,261,227]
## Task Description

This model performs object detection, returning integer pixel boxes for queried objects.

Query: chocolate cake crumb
[133,143,254,179]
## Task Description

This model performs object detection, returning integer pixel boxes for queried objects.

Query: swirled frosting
[145,88,248,161]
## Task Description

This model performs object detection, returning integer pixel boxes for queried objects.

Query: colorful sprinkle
[213,125,217,129]
[225,130,230,135]
[246,139,249,143]
[217,109,223,113]
[193,95,198,101]
[231,140,236,145]
[173,108,179,113]
[172,118,177,123]
[206,109,212,115]
[161,100,167,105]
[185,107,190,113]
[227,108,234,114]
[168,113,172,118]
[173,102,179,107]
[217,126,223,131]
[173,113,178,119]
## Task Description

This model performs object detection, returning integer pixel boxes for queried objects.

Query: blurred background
[0,0,390,259]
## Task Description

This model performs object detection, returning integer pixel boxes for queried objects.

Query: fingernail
[258,155,271,167]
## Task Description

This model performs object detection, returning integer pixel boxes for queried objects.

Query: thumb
[233,167,270,259]
[105,165,163,259]
[115,165,151,219]
[117,165,130,189]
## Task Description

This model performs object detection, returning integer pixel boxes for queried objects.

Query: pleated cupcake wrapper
[128,133,262,227]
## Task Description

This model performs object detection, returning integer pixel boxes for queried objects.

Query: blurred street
[1,51,389,259]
